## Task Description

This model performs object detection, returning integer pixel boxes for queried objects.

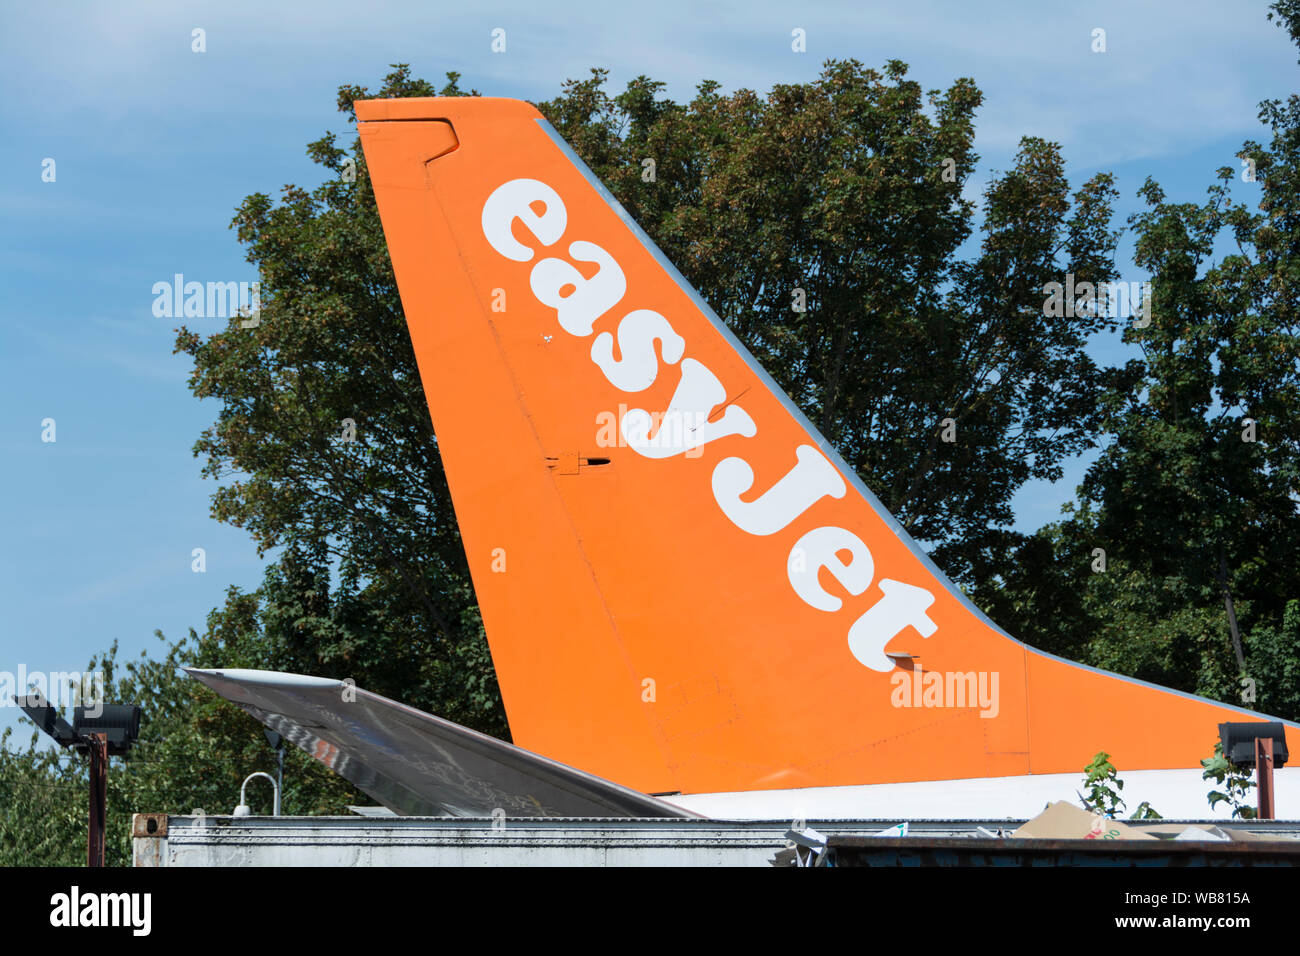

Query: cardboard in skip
[1011,802,1158,840]
[1012,801,1298,842]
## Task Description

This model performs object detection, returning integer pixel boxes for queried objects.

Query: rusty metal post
[87,732,108,867]
[1255,736,1275,821]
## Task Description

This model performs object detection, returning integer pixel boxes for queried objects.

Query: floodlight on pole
[1219,721,1289,820]
[17,688,141,866]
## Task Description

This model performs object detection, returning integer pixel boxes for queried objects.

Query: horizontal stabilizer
[185,668,693,818]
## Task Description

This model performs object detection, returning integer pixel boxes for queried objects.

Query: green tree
[1202,739,1257,819]
[0,728,83,867]
[179,68,506,738]
[1079,750,1127,817]
[990,2,1300,712]
[1077,750,1162,820]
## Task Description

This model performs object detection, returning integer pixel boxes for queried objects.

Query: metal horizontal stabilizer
[185,668,693,818]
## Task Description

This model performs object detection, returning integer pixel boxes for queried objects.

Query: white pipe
[236,771,281,817]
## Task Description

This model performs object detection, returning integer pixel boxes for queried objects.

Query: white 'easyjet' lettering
[480,177,938,669]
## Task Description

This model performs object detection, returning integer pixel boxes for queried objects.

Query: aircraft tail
[357,96,1297,797]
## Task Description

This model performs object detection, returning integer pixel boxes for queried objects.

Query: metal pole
[87,733,108,867]
[1256,736,1275,821]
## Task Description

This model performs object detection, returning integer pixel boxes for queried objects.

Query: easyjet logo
[481,178,938,671]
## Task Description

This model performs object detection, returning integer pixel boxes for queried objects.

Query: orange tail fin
[357,96,1296,796]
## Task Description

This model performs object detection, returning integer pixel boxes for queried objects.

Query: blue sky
[1,0,1295,743]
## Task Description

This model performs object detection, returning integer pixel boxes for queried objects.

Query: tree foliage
[988,3,1300,718]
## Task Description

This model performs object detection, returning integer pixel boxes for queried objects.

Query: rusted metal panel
[131,813,167,838]
[131,813,168,868]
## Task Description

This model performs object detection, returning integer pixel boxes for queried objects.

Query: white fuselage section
[666,768,1300,821]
